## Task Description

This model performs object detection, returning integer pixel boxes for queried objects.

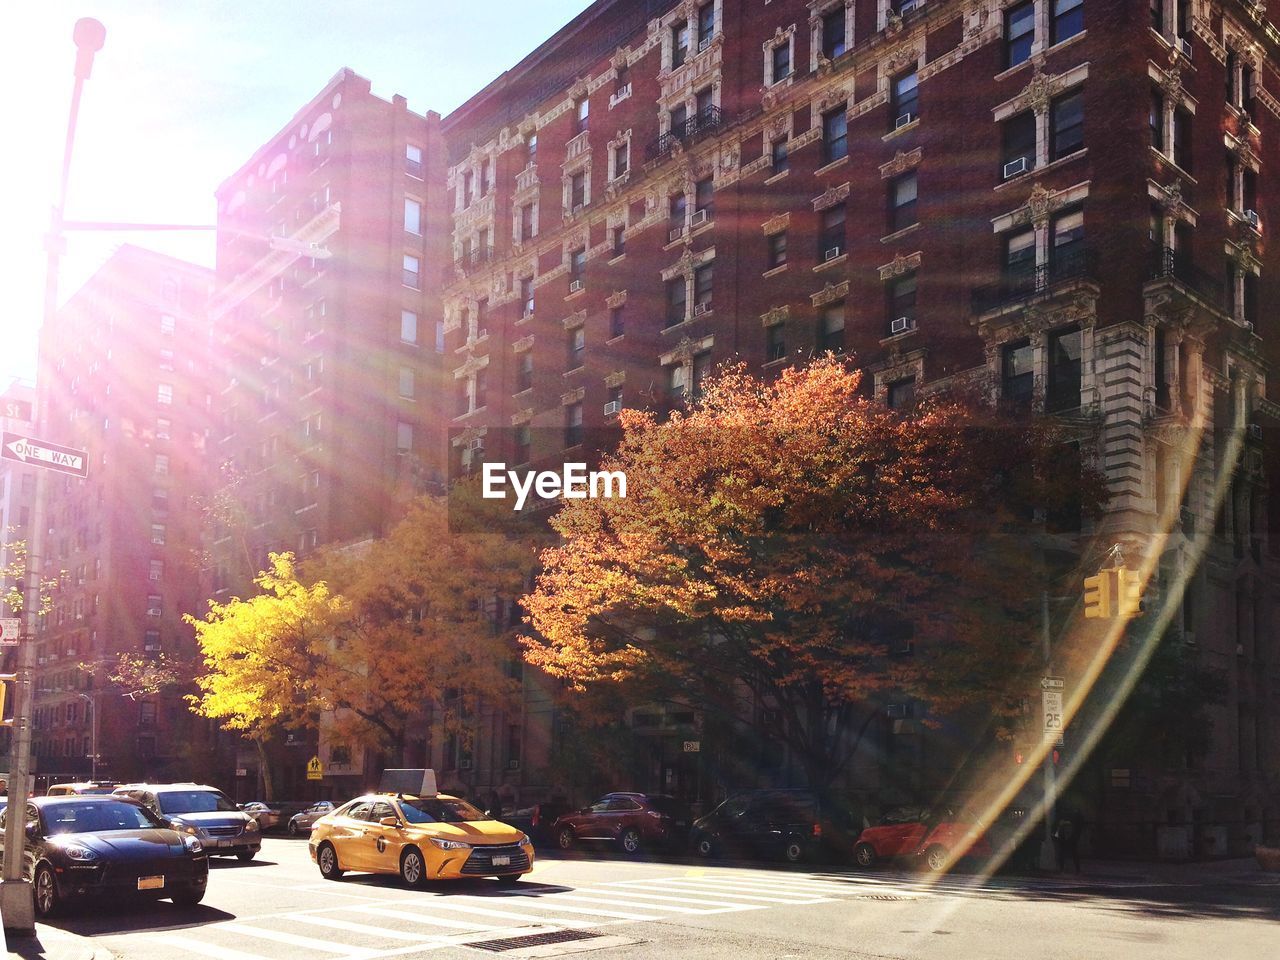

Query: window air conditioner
[824,245,843,261]
[885,702,910,719]
[900,0,919,13]
[698,34,713,52]
[694,301,712,316]
[458,758,474,770]
[669,226,686,242]
[603,400,622,415]
[145,644,161,652]
[507,759,522,771]
[1176,37,1192,58]
[1242,320,1256,332]
[890,316,914,335]
[572,203,584,215]
[569,279,584,293]
[1003,157,1029,179]
[691,209,709,226]
[895,112,916,130]
[1247,424,1264,441]
[1244,209,1260,229]
[467,437,485,452]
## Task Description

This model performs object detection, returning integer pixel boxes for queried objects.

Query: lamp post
[77,692,98,781]
[0,18,105,937]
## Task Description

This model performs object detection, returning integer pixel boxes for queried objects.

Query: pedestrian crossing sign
[307,756,323,780]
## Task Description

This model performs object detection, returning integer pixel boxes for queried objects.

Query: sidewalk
[4,926,110,960]
[1030,856,1275,884]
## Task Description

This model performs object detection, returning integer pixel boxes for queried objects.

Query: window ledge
[993,148,1088,192]
[882,118,920,143]
[608,253,627,265]
[662,317,696,334]
[690,220,715,240]
[763,264,789,278]
[814,155,850,177]
[1150,146,1197,184]
[664,234,689,251]
[762,356,789,369]
[994,58,1033,84]
[563,288,587,302]
[563,367,584,378]
[513,387,533,399]
[879,327,918,347]
[764,168,790,185]
[606,334,625,344]
[880,222,921,244]
[813,253,848,272]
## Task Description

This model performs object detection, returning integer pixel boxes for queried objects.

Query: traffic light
[1083,570,1115,618]
[1117,567,1145,618]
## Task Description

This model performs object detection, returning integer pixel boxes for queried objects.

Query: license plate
[137,876,165,891]
[491,855,511,867]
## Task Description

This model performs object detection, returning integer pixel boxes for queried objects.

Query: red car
[553,793,690,855]
[853,805,991,872]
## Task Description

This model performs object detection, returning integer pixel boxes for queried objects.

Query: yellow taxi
[308,791,534,887]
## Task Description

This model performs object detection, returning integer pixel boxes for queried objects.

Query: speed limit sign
[0,618,21,646]
[1042,689,1064,745]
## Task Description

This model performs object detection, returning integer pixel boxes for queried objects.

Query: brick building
[436,0,1280,852]
[208,69,451,798]
[32,246,217,786]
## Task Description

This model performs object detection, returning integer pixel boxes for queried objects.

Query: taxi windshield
[399,798,489,824]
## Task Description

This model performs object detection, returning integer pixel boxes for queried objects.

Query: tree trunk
[255,739,275,801]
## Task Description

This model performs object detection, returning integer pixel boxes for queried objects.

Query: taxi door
[332,801,375,871]
[361,801,404,875]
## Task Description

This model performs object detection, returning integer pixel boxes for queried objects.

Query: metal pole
[1038,590,1057,871]
[91,694,98,782]
[0,18,104,936]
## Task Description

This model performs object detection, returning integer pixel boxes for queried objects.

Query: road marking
[152,935,280,960]
[609,878,832,904]
[285,913,447,942]
[372,899,599,928]
[494,891,716,917]
[564,887,762,910]
[222,923,377,956]
[358,905,498,931]
[504,890,758,914]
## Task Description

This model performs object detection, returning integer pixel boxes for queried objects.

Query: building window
[574,97,589,135]
[570,171,586,210]
[517,352,534,391]
[1150,89,1164,150]
[435,319,445,353]
[696,86,714,121]
[1046,326,1082,412]
[476,298,489,336]
[146,595,163,618]
[154,454,169,476]
[889,172,918,232]
[819,203,846,259]
[1003,111,1037,176]
[514,426,532,466]
[611,225,625,258]
[613,143,629,180]
[891,70,919,128]
[565,402,584,448]
[159,314,176,336]
[1051,209,1085,275]
[405,143,423,177]
[404,198,422,235]
[887,377,917,410]
[396,421,413,452]
[766,323,786,362]
[398,366,415,400]
[818,302,845,353]
[569,247,586,287]
[151,523,166,545]
[400,309,418,344]
[666,277,687,327]
[1151,0,1164,31]
[567,327,585,370]
[1002,339,1034,409]
[771,137,789,172]
[1172,108,1192,171]
[479,159,491,198]
[887,272,918,333]
[695,177,714,219]
[771,41,791,84]
[610,305,625,338]
[767,231,787,269]
[697,2,715,47]
[473,368,488,410]
[527,133,537,164]
[1051,0,1084,45]
[520,277,534,317]
[822,6,847,59]
[607,385,624,413]
[694,262,714,310]
[669,192,687,235]
[1006,228,1037,292]
[672,19,690,67]
[822,105,848,164]
[518,202,535,242]
[155,418,171,440]
[1006,1,1035,69]
[462,170,474,207]
[692,351,713,399]
[403,254,420,289]
[1050,89,1084,160]
[156,383,173,405]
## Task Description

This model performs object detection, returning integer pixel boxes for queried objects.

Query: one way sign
[1,432,89,479]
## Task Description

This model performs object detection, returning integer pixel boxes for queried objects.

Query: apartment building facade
[436,0,1280,852]
[32,245,217,785]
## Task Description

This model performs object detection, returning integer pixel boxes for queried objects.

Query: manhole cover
[467,930,603,953]
[854,894,919,901]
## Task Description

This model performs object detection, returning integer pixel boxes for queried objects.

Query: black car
[503,799,572,846]
[0,795,208,917]
[689,789,864,863]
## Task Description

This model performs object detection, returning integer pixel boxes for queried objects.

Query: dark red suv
[553,793,691,854]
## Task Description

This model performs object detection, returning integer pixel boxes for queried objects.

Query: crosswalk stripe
[440,895,661,922]
[358,906,495,931]
[609,879,831,904]
[674,877,844,898]
[378,899,598,927]
[222,923,376,956]
[497,890,746,915]
[695,875,852,892]
[566,887,764,910]
[151,935,276,960]
[284,914,445,942]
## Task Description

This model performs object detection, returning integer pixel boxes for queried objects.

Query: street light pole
[0,18,104,937]
[77,693,97,781]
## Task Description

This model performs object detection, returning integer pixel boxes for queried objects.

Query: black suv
[689,789,864,863]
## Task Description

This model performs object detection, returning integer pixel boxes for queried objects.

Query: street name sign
[1,400,33,423]
[1,433,88,479]
[0,619,20,646]
[1040,676,1065,690]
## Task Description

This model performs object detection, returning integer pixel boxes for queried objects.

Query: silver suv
[113,783,261,861]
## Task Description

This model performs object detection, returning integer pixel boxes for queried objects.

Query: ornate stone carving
[813,182,850,211]
[510,408,533,426]
[513,335,535,353]
[1026,183,1054,226]
[811,281,850,306]
[877,251,922,280]
[879,147,922,179]
[562,310,587,329]
[1022,66,1055,113]
[606,289,628,308]
[561,387,585,405]
[604,369,627,388]
[761,305,790,327]
[762,211,791,234]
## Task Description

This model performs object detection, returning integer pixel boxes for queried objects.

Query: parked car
[288,800,335,836]
[853,804,992,872]
[309,792,533,886]
[46,781,120,797]
[689,789,864,863]
[502,799,572,846]
[553,793,691,855]
[0,795,207,917]
[240,801,283,831]
[113,783,260,861]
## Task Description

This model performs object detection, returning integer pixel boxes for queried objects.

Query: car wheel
[33,864,62,918]
[496,874,521,886]
[288,819,301,837]
[236,850,256,862]
[400,847,426,887]
[557,827,576,850]
[171,887,205,908]
[620,828,642,855]
[694,835,716,858]
[923,844,949,872]
[317,842,344,880]
[853,842,877,869]
[783,839,806,864]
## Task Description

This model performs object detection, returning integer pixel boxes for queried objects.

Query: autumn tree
[523,359,1107,792]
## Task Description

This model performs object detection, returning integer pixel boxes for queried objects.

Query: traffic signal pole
[1038,590,1057,871]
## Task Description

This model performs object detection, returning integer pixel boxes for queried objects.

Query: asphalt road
[32,837,1280,960]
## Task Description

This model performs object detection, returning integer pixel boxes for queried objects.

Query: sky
[0,0,590,389]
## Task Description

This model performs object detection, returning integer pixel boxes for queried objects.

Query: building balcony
[645,106,724,163]
[1145,245,1225,311]
[452,245,495,277]
[971,246,1098,317]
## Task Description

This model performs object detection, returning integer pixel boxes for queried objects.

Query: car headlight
[172,821,199,836]
[245,818,260,832]
[63,844,98,862]
[183,835,204,854]
[518,833,532,846]
[429,837,472,850]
